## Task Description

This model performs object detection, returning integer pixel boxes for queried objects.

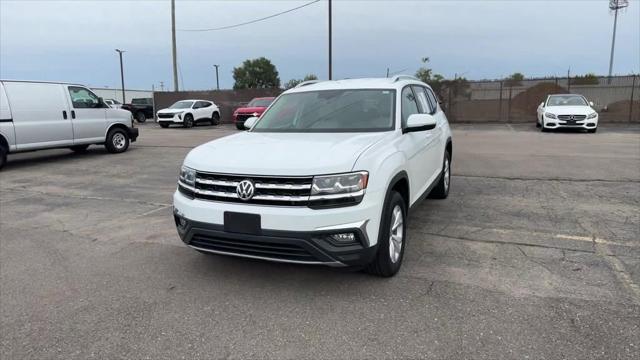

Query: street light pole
[328,0,332,80]
[213,64,220,90]
[115,49,126,104]
[171,0,179,91]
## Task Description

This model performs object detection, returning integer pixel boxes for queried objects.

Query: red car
[233,97,275,129]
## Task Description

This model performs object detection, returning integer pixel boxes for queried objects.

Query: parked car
[156,100,220,128]
[537,94,598,133]
[104,98,122,109]
[121,98,154,123]
[232,97,275,129]
[173,76,452,277]
[0,80,139,170]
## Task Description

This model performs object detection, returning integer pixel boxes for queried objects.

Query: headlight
[309,171,368,208]
[587,112,597,119]
[179,165,196,187]
[544,112,557,119]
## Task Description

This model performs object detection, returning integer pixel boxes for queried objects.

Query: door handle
[71,110,76,119]
[62,110,67,119]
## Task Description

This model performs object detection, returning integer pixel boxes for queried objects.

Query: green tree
[572,73,599,85]
[284,74,318,89]
[233,57,281,89]
[505,72,525,87]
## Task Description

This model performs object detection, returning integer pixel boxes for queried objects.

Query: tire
[541,119,548,132]
[587,127,597,133]
[366,191,407,277]
[159,123,169,128]
[105,128,130,153]
[536,116,541,128]
[0,145,7,171]
[428,150,451,199]
[70,144,90,152]
[211,112,220,125]
[235,123,244,130]
[135,111,147,123]
[183,114,194,128]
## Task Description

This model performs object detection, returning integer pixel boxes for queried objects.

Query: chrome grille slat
[192,172,314,206]
[557,114,587,121]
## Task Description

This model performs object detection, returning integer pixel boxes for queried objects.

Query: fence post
[630,74,637,123]
[507,85,512,123]
[498,81,503,122]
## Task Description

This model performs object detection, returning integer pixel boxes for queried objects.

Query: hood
[544,106,595,115]
[184,131,391,175]
[234,106,267,114]
[158,108,188,114]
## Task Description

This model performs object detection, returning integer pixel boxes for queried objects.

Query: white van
[0,80,139,170]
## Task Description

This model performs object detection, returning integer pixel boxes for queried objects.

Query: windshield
[169,101,194,109]
[247,98,274,107]
[253,89,395,132]
[132,98,150,105]
[547,95,587,106]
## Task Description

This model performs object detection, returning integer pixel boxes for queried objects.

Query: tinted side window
[425,88,439,113]
[68,86,100,109]
[411,86,433,114]
[401,86,420,127]
[201,101,212,108]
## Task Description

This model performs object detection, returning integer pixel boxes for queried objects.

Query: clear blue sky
[1,0,638,90]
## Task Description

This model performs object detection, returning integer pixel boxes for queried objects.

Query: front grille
[158,113,175,119]
[181,172,313,206]
[557,114,586,121]
[190,234,317,262]
[235,114,253,122]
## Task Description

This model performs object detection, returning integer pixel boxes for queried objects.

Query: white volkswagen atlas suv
[173,76,453,276]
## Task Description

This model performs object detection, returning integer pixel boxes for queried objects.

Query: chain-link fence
[437,75,639,123]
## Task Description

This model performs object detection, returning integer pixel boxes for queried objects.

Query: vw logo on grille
[236,179,255,201]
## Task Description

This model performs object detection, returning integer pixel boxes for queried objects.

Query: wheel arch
[0,133,8,152]
[105,123,129,140]
[385,171,410,213]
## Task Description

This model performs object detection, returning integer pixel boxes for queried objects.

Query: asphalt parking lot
[1,122,639,359]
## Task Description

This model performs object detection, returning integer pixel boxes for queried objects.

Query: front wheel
[587,127,597,133]
[235,122,244,130]
[159,123,169,128]
[135,111,147,123]
[211,112,220,125]
[183,114,194,128]
[366,191,407,277]
[105,128,130,153]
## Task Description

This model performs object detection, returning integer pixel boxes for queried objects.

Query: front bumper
[544,116,598,129]
[157,114,184,124]
[128,127,139,142]
[173,189,384,267]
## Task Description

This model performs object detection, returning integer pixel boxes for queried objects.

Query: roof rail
[295,80,322,88]
[391,75,419,82]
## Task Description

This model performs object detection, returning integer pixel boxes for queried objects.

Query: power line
[178,0,321,32]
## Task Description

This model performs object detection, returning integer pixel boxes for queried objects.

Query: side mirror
[589,101,594,107]
[404,114,436,133]
[244,116,258,129]
[539,102,544,108]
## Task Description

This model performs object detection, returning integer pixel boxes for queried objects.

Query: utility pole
[160,81,164,91]
[171,0,179,91]
[608,1,629,83]
[213,65,220,90]
[115,49,126,104]
[567,68,571,92]
[328,0,332,80]
[386,68,389,78]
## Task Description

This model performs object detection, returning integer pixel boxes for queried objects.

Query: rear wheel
[70,144,89,153]
[236,122,244,130]
[105,128,130,153]
[366,191,407,277]
[429,150,451,199]
[184,114,194,128]
[211,112,220,125]
[159,123,169,128]
[0,145,7,170]
[135,111,146,123]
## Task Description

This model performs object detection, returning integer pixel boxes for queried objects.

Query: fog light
[174,214,188,229]
[329,233,356,243]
